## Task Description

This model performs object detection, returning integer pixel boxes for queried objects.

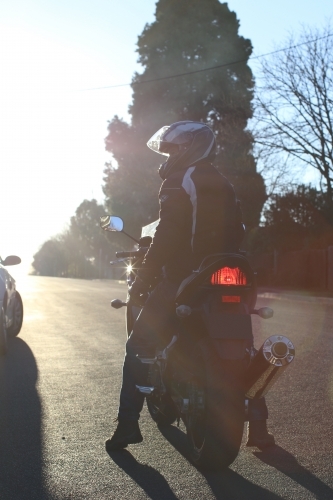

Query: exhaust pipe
[244,335,295,399]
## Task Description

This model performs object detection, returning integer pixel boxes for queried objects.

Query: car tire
[7,292,23,337]
[0,307,7,356]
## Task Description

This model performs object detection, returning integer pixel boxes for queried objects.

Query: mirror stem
[122,231,140,244]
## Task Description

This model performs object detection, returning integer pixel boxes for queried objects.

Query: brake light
[211,267,247,286]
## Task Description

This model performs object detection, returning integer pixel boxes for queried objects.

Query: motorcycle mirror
[2,255,21,266]
[100,215,124,232]
[100,215,140,244]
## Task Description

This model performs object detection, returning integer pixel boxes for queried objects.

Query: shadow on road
[254,445,333,499]
[159,425,283,500]
[104,427,333,500]
[107,449,179,500]
[0,337,48,499]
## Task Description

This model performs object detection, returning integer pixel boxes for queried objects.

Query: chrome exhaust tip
[262,335,295,367]
[244,335,295,399]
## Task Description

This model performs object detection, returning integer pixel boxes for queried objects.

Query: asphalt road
[1,276,333,500]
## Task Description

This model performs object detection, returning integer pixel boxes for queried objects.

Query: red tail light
[211,267,247,286]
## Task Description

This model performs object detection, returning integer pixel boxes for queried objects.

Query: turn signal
[211,267,247,286]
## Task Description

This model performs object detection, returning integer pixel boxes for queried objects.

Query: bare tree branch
[254,25,333,202]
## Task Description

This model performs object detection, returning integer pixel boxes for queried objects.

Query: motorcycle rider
[105,121,275,451]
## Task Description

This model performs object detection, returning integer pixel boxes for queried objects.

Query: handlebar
[115,248,148,259]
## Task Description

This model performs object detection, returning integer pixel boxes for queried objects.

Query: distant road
[1,276,332,500]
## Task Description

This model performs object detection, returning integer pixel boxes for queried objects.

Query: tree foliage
[32,200,117,278]
[32,239,69,277]
[104,0,266,234]
[249,185,333,254]
[255,25,333,203]
[69,199,111,261]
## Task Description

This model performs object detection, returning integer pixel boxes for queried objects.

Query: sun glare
[0,22,130,265]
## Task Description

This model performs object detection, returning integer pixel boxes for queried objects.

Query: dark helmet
[147,121,216,179]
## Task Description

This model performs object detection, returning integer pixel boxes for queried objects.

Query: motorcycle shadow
[106,449,179,500]
[159,425,283,500]
[254,445,333,499]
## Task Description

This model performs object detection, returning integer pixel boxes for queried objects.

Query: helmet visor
[147,124,194,156]
[147,126,170,156]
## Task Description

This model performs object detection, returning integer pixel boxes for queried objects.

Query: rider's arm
[138,171,192,283]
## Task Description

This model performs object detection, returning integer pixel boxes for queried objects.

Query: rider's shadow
[107,449,179,500]
[253,445,333,499]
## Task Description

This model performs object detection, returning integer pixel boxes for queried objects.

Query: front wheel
[186,344,245,470]
[147,393,179,427]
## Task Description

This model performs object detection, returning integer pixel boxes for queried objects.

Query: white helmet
[147,121,216,179]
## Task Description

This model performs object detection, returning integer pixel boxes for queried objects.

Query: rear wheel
[7,292,23,337]
[0,307,7,356]
[186,343,245,470]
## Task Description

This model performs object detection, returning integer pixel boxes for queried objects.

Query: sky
[1,0,332,275]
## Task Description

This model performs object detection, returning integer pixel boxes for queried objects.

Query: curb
[258,291,333,305]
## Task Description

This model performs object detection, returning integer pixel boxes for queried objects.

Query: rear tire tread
[186,344,245,470]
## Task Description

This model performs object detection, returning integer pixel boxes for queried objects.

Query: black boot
[105,419,143,451]
[246,420,275,448]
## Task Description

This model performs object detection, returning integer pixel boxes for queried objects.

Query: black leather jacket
[141,161,244,284]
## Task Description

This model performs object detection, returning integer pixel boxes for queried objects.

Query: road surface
[0,276,332,499]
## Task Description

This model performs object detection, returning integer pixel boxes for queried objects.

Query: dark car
[0,255,23,355]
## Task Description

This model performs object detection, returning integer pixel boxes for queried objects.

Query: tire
[147,393,179,426]
[186,342,245,470]
[7,292,23,337]
[0,307,7,356]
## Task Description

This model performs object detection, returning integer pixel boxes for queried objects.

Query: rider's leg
[106,279,179,451]
[118,278,180,421]
[246,396,275,448]
[244,338,275,448]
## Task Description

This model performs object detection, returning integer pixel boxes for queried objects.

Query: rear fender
[198,298,253,361]
[201,307,252,341]
[192,338,249,390]
[212,339,250,360]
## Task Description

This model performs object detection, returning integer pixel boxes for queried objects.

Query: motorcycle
[101,215,295,470]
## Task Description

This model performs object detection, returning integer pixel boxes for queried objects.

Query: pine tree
[104,0,265,235]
